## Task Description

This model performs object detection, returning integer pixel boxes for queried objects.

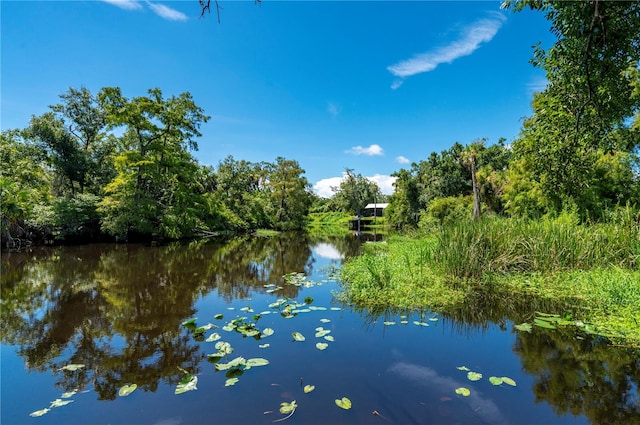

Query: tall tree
[265,157,312,230]
[331,169,383,215]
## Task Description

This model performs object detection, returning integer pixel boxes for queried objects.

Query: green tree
[97,87,209,240]
[386,168,420,229]
[331,169,383,215]
[265,157,312,230]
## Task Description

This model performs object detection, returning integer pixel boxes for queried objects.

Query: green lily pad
[240,306,253,312]
[60,364,85,372]
[292,331,305,341]
[304,296,314,304]
[175,374,198,394]
[330,307,342,311]
[50,399,74,408]
[383,321,396,325]
[335,397,352,409]
[501,376,517,386]
[259,343,270,348]
[400,320,409,324]
[309,306,327,311]
[215,357,246,371]
[279,400,297,414]
[29,408,50,417]
[489,376,503,385]
[118,384,138,397]
[304,385,315,393]
[514,323,532,332]
[413,321,429,326]
[225,377,239,386]
[315,328,331,338]
[320,318,331,323]
[214,341,233,355]
[455,387,471,396]
[316,342,329,350]
[534,318,557,329]
[324,335,335,342]
[206,332,221,342]
[246,358,270,367]
[181,318,197,328]
[60,390,77,398]
[214,313,224,320]
[467,371,483,381]
[428,317,439,322]
[456,366,470,371]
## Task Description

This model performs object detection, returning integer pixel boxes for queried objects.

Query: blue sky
[1,1,554,197]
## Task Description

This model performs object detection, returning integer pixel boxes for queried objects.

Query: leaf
[534,318,557,329]
[335,397,352,409]
[455,387,471,396]
[428,317,439,322]
[467,371,483,381]
[175,374,198,394]
[279,400,297,414]
[304,296,314,304]
[324,335,335,342]
[214,341,233,355]
[320,318,331,323]
[303,385,315,393]
[60,364,85,372]
[215,357,246,371]
[316,342,328,350]
[118,384,138,396]
[225,377,239,386]
[489,376,503,386]
[330,307,342,311]
[501,377,517,386]
[315,328,331,338]
[259,344,270,349]
[456,366,470,371]
[292,332,305,342]
[29,408,50,417]
[514,323,532,332]
[60,390,77,398]
[49,398,74,408]
[246,358,270,367]
[383,321,396,325]
[214,313,224,320]
[181,318,197,328]
[206,332,221,342]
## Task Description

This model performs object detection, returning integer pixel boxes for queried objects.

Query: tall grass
[436,214,639,279]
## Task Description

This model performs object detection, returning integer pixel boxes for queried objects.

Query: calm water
[1,233,638,425]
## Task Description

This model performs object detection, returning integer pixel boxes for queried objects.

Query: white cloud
[313,176,344,198]
[388,13,506,88]
[312,243,344,260]
[527,76,549,94]
[146,1,188,21]
[327,102,341,117]
[345,144,384,156]
[395,155,410,164]
[313,173,396,198]
[368,174,397,195]
[102,0,142,10]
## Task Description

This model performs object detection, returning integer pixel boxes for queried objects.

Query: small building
[361,203,389,217]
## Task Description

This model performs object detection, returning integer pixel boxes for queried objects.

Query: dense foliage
[1,87,315,245]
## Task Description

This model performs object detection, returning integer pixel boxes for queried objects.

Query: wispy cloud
[395,155,410,164]
[345,144,384,156]
[101,0,142,10]
[146,1,188,21]
[388,13,506,88]
[527,75,549,94]
[327,102,341,117]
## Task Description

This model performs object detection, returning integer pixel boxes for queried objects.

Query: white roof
[364,203,389,209]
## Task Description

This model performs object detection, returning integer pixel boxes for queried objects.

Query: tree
[331,169,383,215]
[386,168,420,229]
[461,140,484,220]
[265,157,312,230]
[97,87,210,240]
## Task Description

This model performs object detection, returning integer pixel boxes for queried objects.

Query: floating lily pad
[181,318,197,328]
[227,307,235,310]
[335,397,352,409]
[304,296,314,304]
[61,390,77,398]
[330,307,342,311]
[292,332,305,342]
[60,364,85,372]
[118,384,138,397]
[175,374,198,394]
[29,408,50,417]
[320,319,331,323]
[428,317,439,322]
[259,343,270,348]
[456,366,470,371]
[316,342,328,350]
[304,385,315,393]
[501,377,517,386]
[215,341,233,355]
[309,306,327,311]
[246,358,270,367]
[206,332,222,342]
[324,335,335,342]
[467,371,483,381]
[279,400,297,414]
[534,318,557,329]
[383,321,396,325]
[514,323,532,332]
[50,399,73,408]
[214,313,224,320]
[315,328,331,338]
[225,377,239,386]
[489,376,503,386]
[240,306,254,312]
[413,321,429,327]
[455,387,471,396]
[400,320,409,325]
[215,357,246,371]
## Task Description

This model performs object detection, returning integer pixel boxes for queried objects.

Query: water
[1,233,638,425]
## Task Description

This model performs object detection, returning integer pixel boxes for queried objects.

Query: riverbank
[337,214,640,347]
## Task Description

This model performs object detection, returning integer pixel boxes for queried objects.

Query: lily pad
[215,357,246,371]
[246,358,270,367]
[455,387,471,396]
[214,341,233,355]
[225,377,239,386]
[489,376,503,386]
[335,397,352,409]
[428,317,439,322]
[467,371,483,381]
[214,313,224,320]
[206,332,222,342]
[456,366,470,371]
[324,335,335,342]
[118,384,138,397]
[262,328,275,338]
[279,400,297,414]
[60,364,85,372]
[61,390,77,398]
[534,318,557,329]
[330,307,342,311]
[514,323,532,332]
[303,385,315,393]
[320,318,331,323]
[50,399,74,408]
[29,408,50,417]
[292,332,305,342]
[400,320,409,325]
[175,374,198,394]
[316,342,329,350]
[501,377,517,386]
[259,343,270,349]
[315,328,331,338]
[383,321,396,325]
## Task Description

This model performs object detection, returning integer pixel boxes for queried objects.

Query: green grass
[338,215,640,346]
